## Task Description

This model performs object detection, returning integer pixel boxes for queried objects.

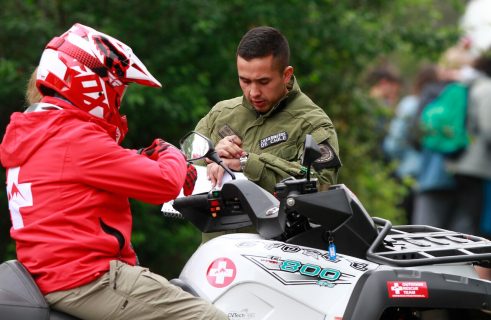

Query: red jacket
[0,97,187,294]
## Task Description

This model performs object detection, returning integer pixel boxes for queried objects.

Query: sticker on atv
[243,255,354,287]
[206,257,237,288]
[387,281,429,298]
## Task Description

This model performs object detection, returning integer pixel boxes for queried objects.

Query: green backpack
[420,82,469,155]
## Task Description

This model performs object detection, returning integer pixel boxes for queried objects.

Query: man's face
[237,54,293,113]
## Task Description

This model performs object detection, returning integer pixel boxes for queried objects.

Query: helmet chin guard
[36,23,161,143]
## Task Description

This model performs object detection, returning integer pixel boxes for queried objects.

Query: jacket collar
[39,96,120,141]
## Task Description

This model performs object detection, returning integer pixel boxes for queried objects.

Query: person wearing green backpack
[383,65,439,224]
[446,48,491,235]
[411,43,476,233]
[419,82,470,157]
[446,47,491,280]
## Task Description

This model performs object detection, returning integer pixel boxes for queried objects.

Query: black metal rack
[366,217,491,267]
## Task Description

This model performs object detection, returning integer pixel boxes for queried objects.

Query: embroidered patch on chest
[259,131,289,149]
[218,124,241,139]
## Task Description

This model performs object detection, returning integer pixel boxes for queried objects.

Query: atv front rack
[367,217,491,267]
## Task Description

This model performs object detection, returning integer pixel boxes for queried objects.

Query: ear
[283,66,294,84]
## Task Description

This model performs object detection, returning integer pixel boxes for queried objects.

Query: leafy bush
[0,0,462,276]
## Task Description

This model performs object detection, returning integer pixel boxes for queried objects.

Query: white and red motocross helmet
[36,23,161,143]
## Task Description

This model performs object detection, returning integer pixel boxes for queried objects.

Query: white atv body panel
[179,233,379,320]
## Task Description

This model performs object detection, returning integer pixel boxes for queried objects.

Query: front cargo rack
[366,217,491,267]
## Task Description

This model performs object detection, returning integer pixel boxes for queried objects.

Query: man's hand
[183,164,197,196]
[207,159,240,188]
[138,138,176,160]
[207,163,224,189]
[215,135,244,159]
[223,157,241,172]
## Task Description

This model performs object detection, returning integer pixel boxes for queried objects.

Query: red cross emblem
[206,257,236,288]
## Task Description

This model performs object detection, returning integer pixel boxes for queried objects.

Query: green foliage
[130,200,200,276]
[0,0,462,277]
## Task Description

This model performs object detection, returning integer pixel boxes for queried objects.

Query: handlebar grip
[173,193,210,211]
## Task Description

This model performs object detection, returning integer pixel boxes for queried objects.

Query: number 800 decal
[279,260,341,281]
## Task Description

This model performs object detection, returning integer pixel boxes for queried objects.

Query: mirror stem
[223,165,236,180]
[208,151,236,180]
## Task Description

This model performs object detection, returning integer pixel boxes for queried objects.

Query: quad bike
[170,132,491,320]
[1,132,490,319]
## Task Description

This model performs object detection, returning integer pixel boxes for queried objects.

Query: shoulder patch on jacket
[312,141,341,171]
[259,131,288,149]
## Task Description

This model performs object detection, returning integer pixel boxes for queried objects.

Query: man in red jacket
[0,23,226,320]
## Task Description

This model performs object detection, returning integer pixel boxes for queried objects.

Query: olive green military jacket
[195,77,340,193]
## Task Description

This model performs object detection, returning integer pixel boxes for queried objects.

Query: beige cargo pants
[45,260,228,320]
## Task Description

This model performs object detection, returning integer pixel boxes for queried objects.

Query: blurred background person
[447,47,491,238]
[411,42,475,233]
[461,0,491,58]
[367,65,402,108]
[366,64,402,159]
[383,65,439,223]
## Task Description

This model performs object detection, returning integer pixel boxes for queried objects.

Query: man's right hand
[215,135,243,159]
[207,158,241,188]
[207,162,225,189]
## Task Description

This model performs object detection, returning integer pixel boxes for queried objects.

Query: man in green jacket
[195,26,341,239]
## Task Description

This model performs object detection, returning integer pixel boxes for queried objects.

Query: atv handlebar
[173,193,210,211]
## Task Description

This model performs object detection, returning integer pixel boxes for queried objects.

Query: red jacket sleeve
[67,125,187,204]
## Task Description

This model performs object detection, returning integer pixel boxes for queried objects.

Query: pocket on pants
[108,260,173,301]
[109,260,146,295]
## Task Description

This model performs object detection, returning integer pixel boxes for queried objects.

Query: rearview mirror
[179,131,236,179]
[301,134,322,180]
[180,131,214,161]
[301,135,322,168]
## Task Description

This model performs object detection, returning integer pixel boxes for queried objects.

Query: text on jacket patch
[259,131,289,149]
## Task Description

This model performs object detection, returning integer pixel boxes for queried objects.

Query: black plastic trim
[343,268,491,320]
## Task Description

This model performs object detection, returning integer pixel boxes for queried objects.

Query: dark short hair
[413,64,438,94]
[366,67,402,87]
[236,26,290,71]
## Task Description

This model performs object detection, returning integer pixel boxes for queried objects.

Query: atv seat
[0,260,79,320]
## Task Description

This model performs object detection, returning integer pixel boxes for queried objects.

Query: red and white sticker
[387,281,428,298]
[206,257,236,288]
